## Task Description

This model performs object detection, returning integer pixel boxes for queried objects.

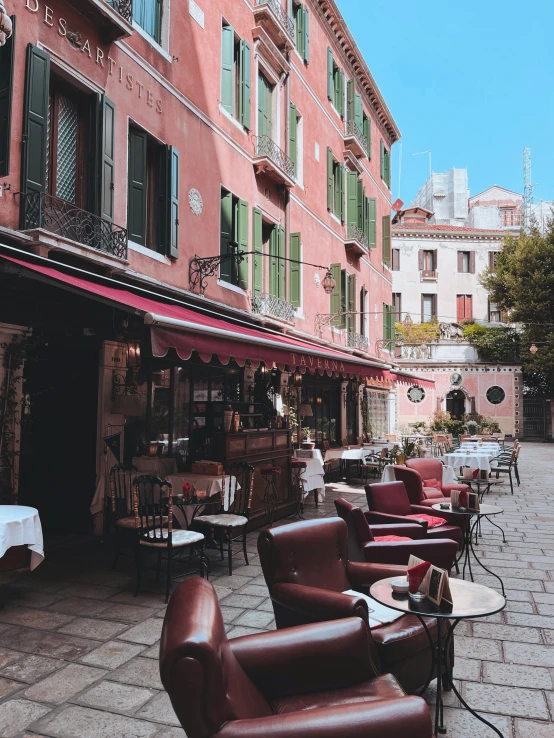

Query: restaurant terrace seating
[404,458,470,504]
[257,517,453,694]
[159,578,434,738]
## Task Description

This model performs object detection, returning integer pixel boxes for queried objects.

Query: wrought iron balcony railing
[252,292,295,323]
[23,192,128,260]
[346,223,369,251]
[345,120,368,156]
[346,332,369,352]
[257,0,295,39]
[105,0,133,23]
[255,135,295,181]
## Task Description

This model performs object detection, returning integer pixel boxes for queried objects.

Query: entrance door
[446,390,465,420]
[19,336,99,537]
[523,397,546,439]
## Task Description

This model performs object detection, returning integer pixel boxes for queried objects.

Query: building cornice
[313,0,401,144]
[392,228,504,242]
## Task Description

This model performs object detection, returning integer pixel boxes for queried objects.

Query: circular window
[486,386,505,405]
[407,386,425,403]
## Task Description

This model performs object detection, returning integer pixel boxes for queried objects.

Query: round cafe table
[456,478,506,543]
[432,503,505,596]
[370,577,506,737]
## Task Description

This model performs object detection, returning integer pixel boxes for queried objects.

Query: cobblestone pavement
[0,442,551,737]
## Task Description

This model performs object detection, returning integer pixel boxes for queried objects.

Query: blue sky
[336,0,554,206]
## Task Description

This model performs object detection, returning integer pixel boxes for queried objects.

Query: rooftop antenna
[523,147,533,233]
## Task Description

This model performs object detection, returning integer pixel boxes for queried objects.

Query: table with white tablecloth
[443,450,497,473]
[324,444,395,463]
[381,465,457,485]
[0,506,44,570]
[293,451,325,502]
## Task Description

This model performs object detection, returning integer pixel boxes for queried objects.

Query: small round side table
[433,502,505,596]
[370,577,506,737]
[261,466,281,527]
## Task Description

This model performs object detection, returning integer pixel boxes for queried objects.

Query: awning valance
[0,251,433,387]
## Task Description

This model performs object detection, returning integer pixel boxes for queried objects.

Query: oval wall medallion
[188,188,203,215]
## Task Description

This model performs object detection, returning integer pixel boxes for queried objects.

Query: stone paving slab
[0,442,548,736]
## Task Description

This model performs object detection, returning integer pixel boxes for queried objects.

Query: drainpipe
[0,0,12,46]
[283,68,291,303]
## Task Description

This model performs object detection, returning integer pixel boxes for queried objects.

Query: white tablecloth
[0,506,44,570]
[444,451,497,473]
[167,473,237,510]
[325,445,394,462]
[459,443,499,451]
[294,453,325,502]
[296,449,325,465]
[381,465,457,485]
[133,457,178,478]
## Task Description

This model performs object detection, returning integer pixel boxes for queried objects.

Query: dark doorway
[19,335,99,537]
[446,390,465,420]
[523,397,547,439]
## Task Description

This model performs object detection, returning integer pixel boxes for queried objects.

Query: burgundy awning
[0,252,434,387]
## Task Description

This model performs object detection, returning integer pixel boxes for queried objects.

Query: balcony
[398,344,432,360]
[253,136,296,188]
[345,223,369,256]
[68,0,133,42]
[253,0,295,50]
[346,332,369,352]
[344,120,368,159]
[252,293,295,324]
[23,192,128,261]
[420,269,438,281]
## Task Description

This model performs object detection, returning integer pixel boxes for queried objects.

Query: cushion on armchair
[423,478,442,491]
[374,535,412,542]
[405,514,447,528]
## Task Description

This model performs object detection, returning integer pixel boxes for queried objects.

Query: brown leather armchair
[160,578,434,738]
[365,481,463,546]
[257,517,453,695]
[334,498,458,571]
[395,461,469,507]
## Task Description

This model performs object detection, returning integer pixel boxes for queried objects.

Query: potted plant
[302,427,315,450]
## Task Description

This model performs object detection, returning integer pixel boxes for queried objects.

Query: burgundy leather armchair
[258,517,452,695]
[396,460,469,507]
[160,578,434,738]
[334,498,458,571]
[365,481,463,546]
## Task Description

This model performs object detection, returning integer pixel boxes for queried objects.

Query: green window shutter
[295,3,303,55]
[360,286,366,335]
[100,95,115,223]
[289,103,297,176]
[302,5,309,62]
[330,262,341,326]
[340,269,348,330]
[127,128,147,245]
[220,191,233,282]
[237,198,248,289]
[380,139,385,180]
[240,41,251,129]
[326,147,333,211]
[354,92,362,131]
[363,194,369,240]
[155,144,168,254]
[290,232,301,308]
[0,17,15,177]
[269,226,278,297]
[382,303,387,342]
[346,171,358,229]
[340,164,345,222]
[21,44,50,228]
[339,69,345,117]
[382,215,391,267]
[357,178,363,229]
[347,79,354,123]
[258,73,271,138]
[252,207,263,296]
[363,115,371,157]
[369,198,376,247]
[167,146,179,259]
[348,274,356,333]
[327,48,333,100]
[221,25,234,115]
[386,148,391,188]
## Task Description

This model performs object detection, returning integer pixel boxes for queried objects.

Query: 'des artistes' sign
[24,0,164,113]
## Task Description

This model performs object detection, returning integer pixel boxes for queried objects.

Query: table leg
[468,518,506,596]
[443,619,505,737]
[456,516,474,583]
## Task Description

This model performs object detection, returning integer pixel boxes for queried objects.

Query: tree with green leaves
[481,218,554,395]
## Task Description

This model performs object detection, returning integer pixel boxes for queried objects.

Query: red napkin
[407,560,431,594]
